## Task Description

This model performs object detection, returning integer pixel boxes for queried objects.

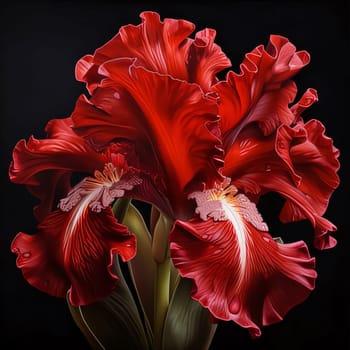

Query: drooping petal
[11,152,142,305]
[213,35,310,146]
[170,213,316,337]
[72,59,224,217]
[76,11,230,93]
[11,205,136,306]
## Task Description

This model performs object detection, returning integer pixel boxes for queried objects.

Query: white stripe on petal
[222,200,247,273]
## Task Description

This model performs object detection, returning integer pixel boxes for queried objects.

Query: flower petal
[76,11,193,90]
[290,87,319,117]
[187,28,231,90]
[277,120,340,220]
[11,206,136,306]
[170,217,316,337]
[213,35,310,145]
[9,117,107,220]
[222,119,340,249]
[76,11,230,93]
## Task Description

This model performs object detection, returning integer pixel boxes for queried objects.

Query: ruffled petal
[290,87,318,118]
[222,121,340,249]
[213,34,310,145]
[9,117,107,220]
[76,11,230,94]
[187,28,231,90]
[170,217,316,337]
[73,59,223,216]
[277,120,340,219]
[76,11,193,89]
[11,206,136,306]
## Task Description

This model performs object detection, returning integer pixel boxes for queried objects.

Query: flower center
[189,178,268,231]
[58,162,142,213]
[94,162,123,184]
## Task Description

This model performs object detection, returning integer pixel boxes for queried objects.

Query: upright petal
[73,59,224,217]
[187,28,231,90]
[213,35,310,146]
[76,11,194,90]
[76,11,230,93]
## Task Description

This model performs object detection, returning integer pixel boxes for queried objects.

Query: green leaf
[123,203,156,340]
[67,256,151,350]
[162,278,217,350]
[152,213,173,264]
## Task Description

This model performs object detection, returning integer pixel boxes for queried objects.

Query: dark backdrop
[1,1,349,349]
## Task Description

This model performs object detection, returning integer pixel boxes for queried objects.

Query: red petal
[277,120,340,220]
[170,218,316,336]
[213,35,310,143]
[76,11,230,93]
[73,60,223,216]
[9,117,104,185]
[187,28,231,90]
[291,88,318,117]
[11,207,136,306]
[222,120,340,249]
[9,117,107,220]
[95,12,193,79]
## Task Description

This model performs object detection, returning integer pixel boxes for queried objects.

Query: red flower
[8,12,340,342]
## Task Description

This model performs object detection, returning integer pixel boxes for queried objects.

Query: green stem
[151,212,173,350]
[153,257,171,350]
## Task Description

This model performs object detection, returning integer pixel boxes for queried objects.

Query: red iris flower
[9,11,340,342]
[170,35,340,337]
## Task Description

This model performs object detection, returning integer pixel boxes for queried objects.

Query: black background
[0,1,349,349]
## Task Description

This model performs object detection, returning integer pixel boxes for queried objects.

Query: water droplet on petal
[202,234,209,240]
[229,297,241,314]
[23,252,31,258]
[265,164,272,172]
[212,232,220,240]
[113,91,120,99]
